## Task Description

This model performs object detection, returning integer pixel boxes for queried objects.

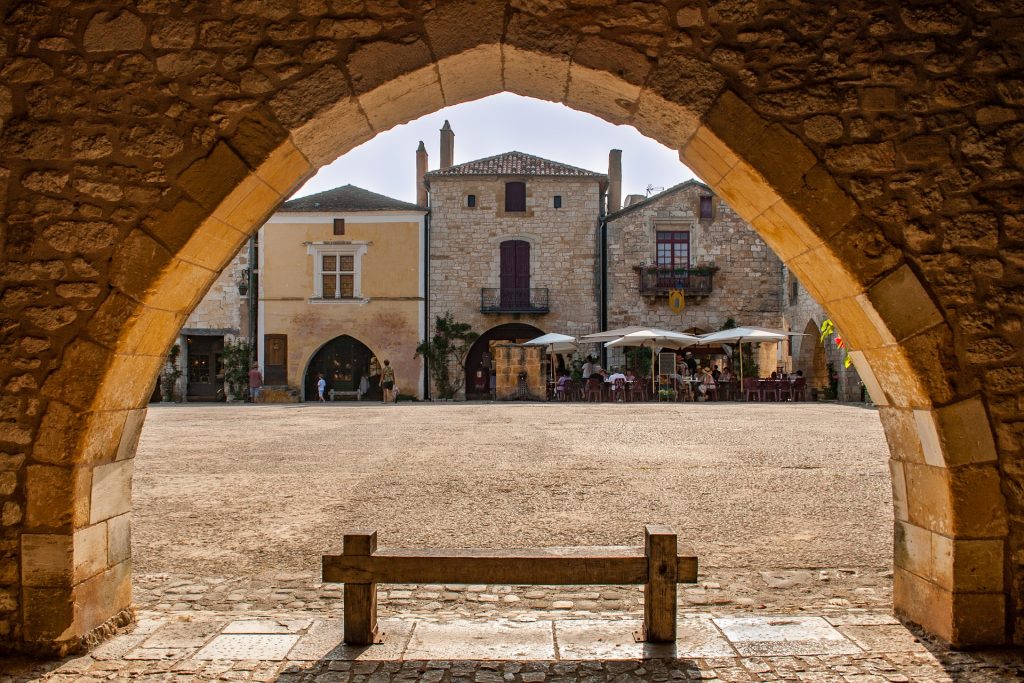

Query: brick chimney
[416,140,428,206]
[607,149,622,213]
[440,120,454,169]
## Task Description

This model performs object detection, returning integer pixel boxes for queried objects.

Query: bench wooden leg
[343,531,384,645]
[642,524,677,642]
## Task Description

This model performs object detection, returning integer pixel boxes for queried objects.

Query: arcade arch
[1,2,1016,653]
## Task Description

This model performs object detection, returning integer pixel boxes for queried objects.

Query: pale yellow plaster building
[257,185,426,401]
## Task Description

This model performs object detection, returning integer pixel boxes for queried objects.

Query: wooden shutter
[333,218,345,235]
[264,334,287,385]
[500,240,530,308]
[505,182,526,212]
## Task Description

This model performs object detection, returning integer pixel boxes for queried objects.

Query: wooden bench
[322,525,697,645]
[328,389,360,401]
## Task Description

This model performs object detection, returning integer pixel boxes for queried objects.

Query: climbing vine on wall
[819,319,853,369]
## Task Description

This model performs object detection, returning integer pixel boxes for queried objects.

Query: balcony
[636,266,716,297]
[480,288,550,314]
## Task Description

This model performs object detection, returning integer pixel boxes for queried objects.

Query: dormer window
[505,182,526,212]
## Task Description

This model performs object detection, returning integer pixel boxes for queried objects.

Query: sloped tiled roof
[426,151,606,179]
[605,179,710,220]
[280,185,425,212]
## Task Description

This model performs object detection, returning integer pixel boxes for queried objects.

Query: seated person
[555,371,571,398]
[625,369,637,382]
[720,366,733,382]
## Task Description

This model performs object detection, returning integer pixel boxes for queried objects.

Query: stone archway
[1,2,1017,654]
[794,319,829,391]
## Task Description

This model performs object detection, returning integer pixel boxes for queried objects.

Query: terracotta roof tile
[426,151,606,179]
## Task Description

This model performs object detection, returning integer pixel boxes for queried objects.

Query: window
[789,275,799,305]
[467,194,476,208]
[553,195,562,209]
[321,253,355,298]
[699,195,713,220]
[656,231,690,270]
[505,181,526,212]
[333,218,345,235]
[308,243,368,300]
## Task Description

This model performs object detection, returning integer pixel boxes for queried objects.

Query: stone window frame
[496,178,535,218]
[467,194,476,208]
[651,219,698,267]
[697,194,716,223]
[487,233,539,289]
[553,194,563,209]
[306,241,369,303]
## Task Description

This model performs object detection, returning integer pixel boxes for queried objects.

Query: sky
[292,93,697,203]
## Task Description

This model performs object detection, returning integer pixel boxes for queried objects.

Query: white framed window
[307,242,368,301]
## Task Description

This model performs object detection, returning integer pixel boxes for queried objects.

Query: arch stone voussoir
[0,0,1019,654]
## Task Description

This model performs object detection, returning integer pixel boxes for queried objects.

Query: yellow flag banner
[668,289,686,313]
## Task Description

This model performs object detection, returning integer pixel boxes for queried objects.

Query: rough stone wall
[783,270,862,402]
[182,245,248,335]
[0,0,1018,652]
[428,175,602,378]
[606,185,783,332]
[493,345,545,400]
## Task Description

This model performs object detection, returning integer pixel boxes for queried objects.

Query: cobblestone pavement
[2,600,1021,682]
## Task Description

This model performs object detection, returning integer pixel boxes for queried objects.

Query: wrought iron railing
[636,267,715,296]
[480,288,550,313]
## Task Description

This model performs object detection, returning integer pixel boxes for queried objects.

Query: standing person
[381,359,395,404]
[248,363,263,403]
[582,356,595,379]
[316,373,327,402]
[684,352,698,377]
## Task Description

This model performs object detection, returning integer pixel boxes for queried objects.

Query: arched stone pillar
[0,1,1019,653]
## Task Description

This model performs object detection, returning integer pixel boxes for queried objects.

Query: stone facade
[0,0,1019,653]
[427,173,603,395]
[606,181,782,332]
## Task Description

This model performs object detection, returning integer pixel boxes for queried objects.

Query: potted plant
[161,344,182,402]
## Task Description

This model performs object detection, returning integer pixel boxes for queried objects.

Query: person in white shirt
[582,356,594,379]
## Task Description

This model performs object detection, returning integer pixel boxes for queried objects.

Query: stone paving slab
[194,633,300,660]
[554,617,735,659]
[712,615,862,657]
[405,620,557,660]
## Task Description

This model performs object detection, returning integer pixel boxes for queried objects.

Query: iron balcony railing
[480,288,550,313]
[636,267,715,296]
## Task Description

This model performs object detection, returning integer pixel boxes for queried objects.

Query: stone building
[157,246,252,402]
[257,185,427,401]
[424,135,607,398]
[606,180,782,334]
[604,178,861,393]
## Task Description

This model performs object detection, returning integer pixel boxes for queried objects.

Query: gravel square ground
[134,402,892,578]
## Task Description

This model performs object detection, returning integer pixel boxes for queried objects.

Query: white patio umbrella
[698,326,799,387]
[522,333,578,381]
[603,329,702,394]
[578,326,660,343]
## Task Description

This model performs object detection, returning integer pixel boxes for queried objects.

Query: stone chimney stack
[608,149,622,213]
[440,120,454,169]
[416,141,428,207]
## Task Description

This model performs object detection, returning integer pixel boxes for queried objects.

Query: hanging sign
[668,289,686,313]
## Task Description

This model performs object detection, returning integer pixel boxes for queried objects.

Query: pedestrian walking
[316,373,326,402]
[381,360,395,404]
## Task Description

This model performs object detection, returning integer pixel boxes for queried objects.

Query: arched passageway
[794,320,829,391]
[0,2,1018,654]
[304,335,380,402]
[464,323,545,398]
